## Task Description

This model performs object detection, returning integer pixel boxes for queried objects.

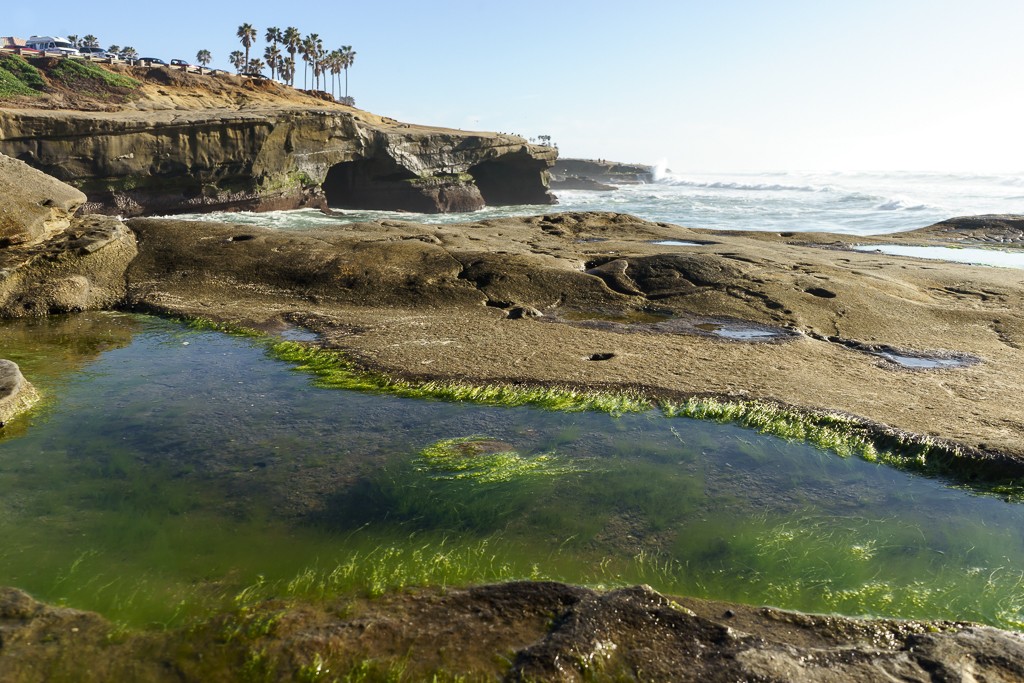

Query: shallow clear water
[853,244,1024,269]
[172,170,1024,235]
[3,313,1024,631]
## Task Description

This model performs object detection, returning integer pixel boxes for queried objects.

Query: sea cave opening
[322,158,418,210]
[468,157,552,206]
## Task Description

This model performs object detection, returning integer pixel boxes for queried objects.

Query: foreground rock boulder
[0,153,137,317]
[2,583,1023,682]
[0,153,85,246]
[0,360,38,427]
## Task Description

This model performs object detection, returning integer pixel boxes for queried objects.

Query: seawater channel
[2,313,1024,631]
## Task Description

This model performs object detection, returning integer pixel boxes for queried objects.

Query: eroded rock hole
[322,158,421,211]
[587,352,616,361]
[468,155,552,206]
[805,287,837,298]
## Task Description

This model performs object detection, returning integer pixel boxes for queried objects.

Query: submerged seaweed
[416,436,577,483]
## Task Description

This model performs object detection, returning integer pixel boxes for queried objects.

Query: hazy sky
[5,0,1023,171]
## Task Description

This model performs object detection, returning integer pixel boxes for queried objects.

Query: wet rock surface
[2,583,1023,682]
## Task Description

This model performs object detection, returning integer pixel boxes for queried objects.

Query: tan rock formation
[0,153,86,246]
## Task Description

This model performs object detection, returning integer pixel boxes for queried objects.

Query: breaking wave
[655,176,824,193]
[179,168,1024,236]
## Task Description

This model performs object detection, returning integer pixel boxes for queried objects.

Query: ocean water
[175,170,1024,236]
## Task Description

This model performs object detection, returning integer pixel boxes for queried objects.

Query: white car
[25,36,80,56]
[79,46,113,58]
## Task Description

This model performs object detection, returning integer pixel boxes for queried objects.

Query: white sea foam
[173,169,1024,237]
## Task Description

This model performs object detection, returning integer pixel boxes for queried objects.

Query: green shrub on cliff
[0,54,45,97]
[50,59,140,89]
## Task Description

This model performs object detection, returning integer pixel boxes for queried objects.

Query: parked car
[169,58,191,67]
[78,46,112,58]
[25,36,80,56]
[140,57,167,66]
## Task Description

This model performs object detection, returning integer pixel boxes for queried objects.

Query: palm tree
[196,49,212,67]
[121,46,137,61]
[265,26,281,47]
[264,45,281,80]
[66,34,79,47]
[280,56,296,87]
[300,35,315,90]
[108,44,120,55]
[82,34,99,48]
[305,34,323,90]
[282,27,301,87]
[237,23,257,66]
[229,50,245,73]
[340,45,356,99]
[324,49,339,98]
[246,58,266,76]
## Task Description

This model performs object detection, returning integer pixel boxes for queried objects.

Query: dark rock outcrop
[550,157,654,189]
[0,107,557,216]
[899,213,1024,246]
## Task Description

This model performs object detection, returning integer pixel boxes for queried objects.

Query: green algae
[268,339,651,416]
[660,396,1024,499]
[415,436,577,483]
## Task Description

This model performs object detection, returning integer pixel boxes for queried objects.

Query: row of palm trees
[230,24,356,101]
[64,26,356,102]
[66,35,138,60]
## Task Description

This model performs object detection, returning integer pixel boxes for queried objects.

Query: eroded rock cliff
[0,66,556,216]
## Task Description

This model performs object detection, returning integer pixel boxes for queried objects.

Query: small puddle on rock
[876,351,975,370]
[650,240,705,247]
[550,310,796,343]
[694,322,789,341]
[853,244,1024,269]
